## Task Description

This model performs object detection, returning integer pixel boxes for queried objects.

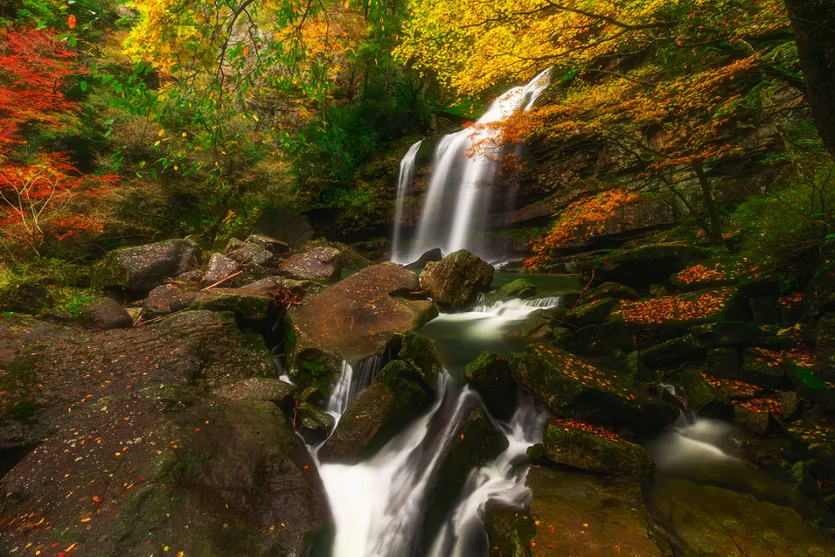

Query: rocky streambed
[1,237,835,556]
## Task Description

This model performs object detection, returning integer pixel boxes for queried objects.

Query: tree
[784,0,835,155]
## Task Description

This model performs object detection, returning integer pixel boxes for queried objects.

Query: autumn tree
[396,0,807,252]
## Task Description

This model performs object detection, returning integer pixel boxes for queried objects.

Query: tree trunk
[784,0,835,155]
[693,164,725,245]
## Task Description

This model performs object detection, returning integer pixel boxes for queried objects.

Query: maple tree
[0,28,118,257]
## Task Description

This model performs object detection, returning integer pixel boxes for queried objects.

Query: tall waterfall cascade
[391,68,551,264]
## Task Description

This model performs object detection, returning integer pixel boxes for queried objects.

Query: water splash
[405,69,552,262]
[391,140,423,264]
[650,415,738,471]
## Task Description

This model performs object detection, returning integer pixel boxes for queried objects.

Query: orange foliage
[524,189,639,269]
[614,287,735,325]
[551,418,636,445]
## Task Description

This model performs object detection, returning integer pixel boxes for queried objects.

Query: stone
[92,239,200,292]
[277,246,343,282]
[79,297,133,329]
[672,368,732,419]
[395,331,443,389]
[332,241,373,270]
[554,321,635,355]
[815,314,835,382]
[706,347,739,378]
[10,282,53,314]
[141,284,194,320]
[750,296,781,325]
[785,360,835,410]
[506,307,574,340]
[690,321,763,348]
[200,252,239,287]
[526,467,663,556]
[0,310,274,452]
[482,501,535,557]
[296,401,336,443]
[419,249,494,310]
[318,360,433,463]
[482,279,537,306]
[733,402,772,435]
[583,281,639,303]
[626,350,655,382]
[509,343,678,432]
[286,263,437,392]
[640,335,705,367]
[740,347,790,388]
[464,352,516,420]
[580,243,709,288]
[228,241,276,267]
[542,418,655,479]
[214,377,295,410]
[188,288,277,322]
[568,297,620,327]
[403,247,443,271]
[0,386,332,556]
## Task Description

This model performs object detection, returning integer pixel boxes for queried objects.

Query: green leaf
[79,81,87,92]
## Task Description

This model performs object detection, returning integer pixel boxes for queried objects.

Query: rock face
[542,418,655,479]
[201,252,239,287]
[0,310,274,451]
[141,284,193,319]
[286,263,437,393]
[214,377,295,408]
[92,239,200,292]
[419,249,494,310]
[526,467,663,556]
[0,385,332,557]
[277,246,343,282]
[10,282,54,314]
[79,297,133,329]
[464,352,516,420]
[404,247,443,270]
[509,343,678,432]
[188,288,278,323]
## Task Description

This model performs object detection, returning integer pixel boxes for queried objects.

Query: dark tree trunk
[785,0,835,155]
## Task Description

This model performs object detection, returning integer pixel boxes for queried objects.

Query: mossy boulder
[671,368,732,419]
[506,307,574,340]
[395,331,443,389]
[568,297,620,327]
[580,243,709,288]
[92,239,200,292]
[318,360,433,463]
[543,418,654,479]
[509,343,678,432]
[640,335,705,367]
[706,347,740,377]
[690,321,763,348]
[9,282,54,314]
[296,401,336,443]
[740,347,791,388]
[554,321,635,355]
[785,360,835,410]
[188,288,277,323]
[582,281,639,303]
[0,310,274,452]
[482,500,535,557]
[482,279,537,306]
[419,249,494,310]
[286,263,437,393]
[526,467,663,556]
[0,385,332,556]
[464,352,516,420]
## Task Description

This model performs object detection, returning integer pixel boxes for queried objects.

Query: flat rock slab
[0,385,331,557]
[0,311,274,451]
[288,262,436,364]
[527,467,662,556]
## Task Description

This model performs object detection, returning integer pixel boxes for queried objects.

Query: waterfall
[391,140,423,264]
[402,68,551,263]
[326,355,383,418]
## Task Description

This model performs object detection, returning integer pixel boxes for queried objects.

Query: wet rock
[640,335,705,367]
[568,297,620,327]
[403,247,444,271]
[482,500,535,557]
[296,401,336,443]
[582,281,639,303]
[580,243,709,288]
[214,377,295,410]
[542,418,655,479]
[464,352,516,420]
[0,385,332,556]
[706,347,739,377]
[286,263,436,392]
[690,321,762,348]
[0,310,274,452]
[740,347,790,388]
[422,401,509,552]
[9,282,54,314]
[318,360,433,463]
[509,343,678,432]
[395,331,443,389]
[482,279,537,305]
[554,321,634,356]
[277,246,342,282]
[188,288,277,322]
[646,476,835,556]
[671,368,732,419]
[201,252,239,287]
[79,297,133,329]
[526,467,663,556]
[785,360,835,410]
[92,239,200,292]
[419,249,494,310]
[141,284,194,320]
[506,307,574,340]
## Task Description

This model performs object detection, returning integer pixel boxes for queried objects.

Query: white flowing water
[391,140,423,264]
[325,356,383,418]
[425,296,564,342]
[402,69,552,262]
[650,415,738,472]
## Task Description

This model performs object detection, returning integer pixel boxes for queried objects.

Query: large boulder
[0,385,332,556]
[79,297,133,329]
[554,321,635,355]
[509,344,678,432]
[277,246,342,282]
[404,247,443,271]
[317,360,434,463]
[214,377,295,409]
[464,352,516,420]
[542,418,654,479]
[9,282,54,314]
[286,263,437,393]
[141,284,194,320]
[188,288,278,323]
[92,239,200,292]
[419,249,494,310]
[0,310,274,452]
